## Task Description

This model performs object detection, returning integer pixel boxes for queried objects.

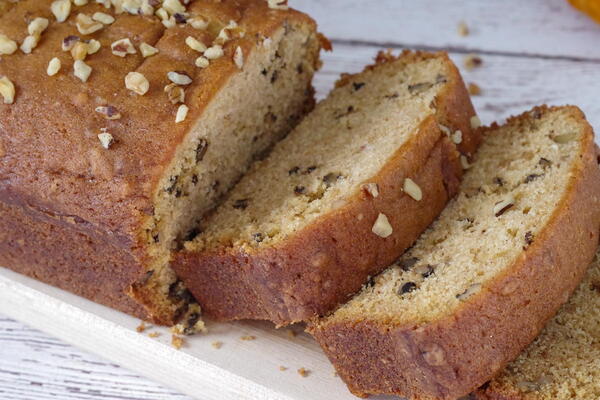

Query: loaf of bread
[477,247,600,400]
[173,50,479,326]
[310,106,600,400]
[0,0,324,325]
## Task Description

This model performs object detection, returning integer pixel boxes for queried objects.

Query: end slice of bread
[477,246,600,400]
[172,50,479,325]
[310,106,600,400]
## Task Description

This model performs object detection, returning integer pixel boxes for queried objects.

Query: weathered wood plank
[295,0,600,60]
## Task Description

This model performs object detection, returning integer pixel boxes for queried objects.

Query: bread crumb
[463,54,483,70]
[171,335,184,350]
[148,332,161,338]
[240,335,256,341]
[468,82,481,95]
[136,322,147,332]
[211,341,223,349]
[297,367,310,377]
[457,21,469,37]
[279,366,288,371]
[286,329,297,338]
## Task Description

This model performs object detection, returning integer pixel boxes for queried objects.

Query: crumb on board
[463,54,483,70]
[136,322,147,332]
[240,335,256,341]
[148,332,161,338]
[211,341,223,349]
[297,367,310,377]
[468,82,482,95]
[279,366,288,371]
[457,21,469,36]
[286,329,297,338]
[171,335,184,350]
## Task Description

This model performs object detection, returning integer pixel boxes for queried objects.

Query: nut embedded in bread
[477,248,600,400]
[0,0,324,325]
[310,106,600,400]
[172,50,479,326]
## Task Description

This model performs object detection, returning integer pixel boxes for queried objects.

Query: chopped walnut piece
[403,178,422,201]
[268,0,288,10]
[98,131,114,149]
[372,213,393,238]
[185,36,206,52]
[62,35,80,51]
[71,41,89,60]
[111,38,136,57]
[73,0,88,5]
[92,12,115,25]
[470,115,482,129]
[175,104,189,123]
[0,34,18,55]
[361,182,379,198]
[95,105,122,120]
[51,0,72,23]
[234,46,244,69]
[28,17,49,36]
[47,57,62,76]
[204,45,224,60]
[167,71,192,85]
[73,60,92,82]
[125,71,150,95]
[195,56,209,68]
[163,0,186,14]
[164,83,185,104]
[188,16,208,29]
[452,130,463,144]
[87,39,101,54]
[140,42,159,58]
[20,35,39,54]
[463,54,483,70]
[0,76,15,104]
[76,13,104,35]
[460,155,471,169]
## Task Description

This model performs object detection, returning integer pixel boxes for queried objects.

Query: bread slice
[310,106,600,400]
[476,247,600,400]
[172,51,479,326]
[0,0,323,325]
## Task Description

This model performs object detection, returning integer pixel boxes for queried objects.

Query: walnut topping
[470,115,482,129]
[162,0,186,14]
[51,0,72,23]
[460,155,471,169]
[0,76,15,104]
[361,182,379,198]
[125,71,149,95]
[188,16,208,30]
[493,198,515,217]
[47,57,62,76]
[185,36,206,52]
[73,0,88,5]
[175,104,189,123]
[76,13,104,35]
[73,60,92,82]
[457,21,469,36]
[20,35,39,54]
[451,130,463,144]
[372,213,393,238]
[168,71,192,85]
[0,34,18,55]
[93,12,115,25]
[438,124,451,136]
[233,46,244,69]
[204,45,224,60]
[62,35,80,51]
[140,42,158,58]
[195,56,209,68]
[111,38,136,57]
[71,41,89,60]
[28,17,49,36]
[97,131,114,149]
[95,105,121,120]
[463,54,483,70]
[403,178,422,201]
[268,0,288,10]
[164,83,185,104]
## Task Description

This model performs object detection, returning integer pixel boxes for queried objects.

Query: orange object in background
[569,0,600,23]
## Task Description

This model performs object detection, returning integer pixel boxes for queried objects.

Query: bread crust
[173,53,479,325]
[0,0,320,324]
[310,106,600,400]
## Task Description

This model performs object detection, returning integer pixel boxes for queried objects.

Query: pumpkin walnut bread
[0,0,325,326]
[173,50,480,326]
[310,106,600,400]
[477,247,600,400]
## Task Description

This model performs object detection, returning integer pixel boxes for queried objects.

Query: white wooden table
[2,1,600,399]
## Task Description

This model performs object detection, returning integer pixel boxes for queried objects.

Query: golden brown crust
[172,55,479,325]
[0,0,320,324]
[310,106,600,400]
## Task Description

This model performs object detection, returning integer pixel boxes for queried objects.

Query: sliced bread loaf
[0,0,323,325]
[310,106,600,400]
[476,246,600,400]
[173,50,479,325]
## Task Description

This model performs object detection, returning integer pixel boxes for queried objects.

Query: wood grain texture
[2,0,600,399]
